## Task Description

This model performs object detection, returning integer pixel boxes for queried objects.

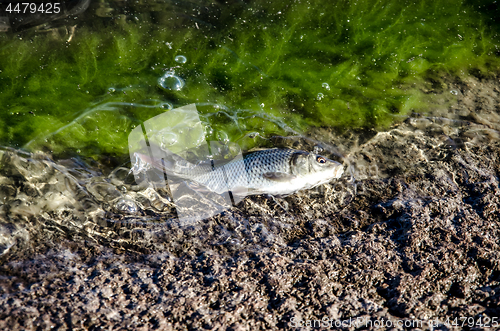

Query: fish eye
[316,156,326,164]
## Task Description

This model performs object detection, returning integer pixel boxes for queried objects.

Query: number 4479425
[6,3,61,14]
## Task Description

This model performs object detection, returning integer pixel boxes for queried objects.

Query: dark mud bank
[1,75,500,330]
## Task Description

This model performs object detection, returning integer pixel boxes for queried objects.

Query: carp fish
[132,148,344,198]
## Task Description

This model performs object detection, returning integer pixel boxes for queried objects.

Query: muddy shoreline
[1,74,499,330]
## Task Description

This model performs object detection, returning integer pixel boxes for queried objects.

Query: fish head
[291,151,344,183]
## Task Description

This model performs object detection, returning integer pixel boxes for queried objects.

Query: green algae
[0,0,498,159]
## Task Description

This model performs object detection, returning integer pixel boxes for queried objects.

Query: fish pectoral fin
[263,172,296,182]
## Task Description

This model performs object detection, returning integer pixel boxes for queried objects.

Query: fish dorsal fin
[263,172,296,182]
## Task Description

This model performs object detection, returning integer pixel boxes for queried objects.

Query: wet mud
[1,74,500,330]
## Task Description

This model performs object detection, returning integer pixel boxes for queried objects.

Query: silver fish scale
[189,149,297,194]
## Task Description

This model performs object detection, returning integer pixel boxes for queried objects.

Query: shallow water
[1,75,499,260]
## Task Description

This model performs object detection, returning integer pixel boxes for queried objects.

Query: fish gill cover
[0,0,498,159]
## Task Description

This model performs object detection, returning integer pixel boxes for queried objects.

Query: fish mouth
[333,164,344,178]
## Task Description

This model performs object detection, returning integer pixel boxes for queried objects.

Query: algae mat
[0,0,499,159]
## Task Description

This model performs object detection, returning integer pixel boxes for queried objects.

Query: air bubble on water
[175,55,187,64]
[322,82,330,90]
[247,132,259,139]
[161,132,178,148]
[317,93,324,100]
[204,124,214,136]
[216,130,229,143]
[450,90,458,95]
[114,198,138,214]
[158,71,185,91]
[160,102,173,110]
